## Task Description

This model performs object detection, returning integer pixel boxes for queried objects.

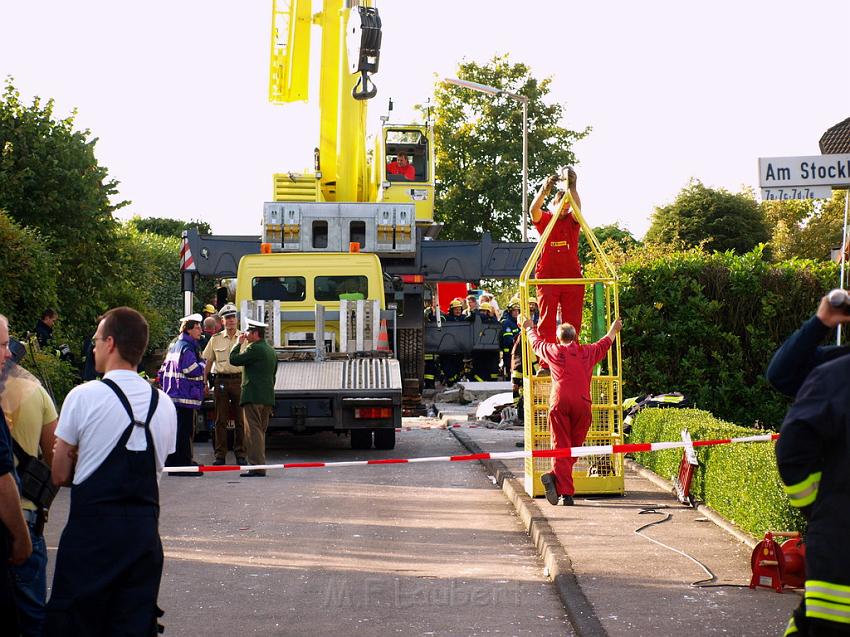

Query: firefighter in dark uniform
[471,302,500,382]
[440,299,467,386]
[776,354,850,636]
[768,294,850,636]
[500,298,521,379]
[423,302,444,389]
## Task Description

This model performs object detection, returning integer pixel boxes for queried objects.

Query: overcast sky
[2,1,848,239]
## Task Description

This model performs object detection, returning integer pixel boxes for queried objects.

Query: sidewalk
[442,413,799,637]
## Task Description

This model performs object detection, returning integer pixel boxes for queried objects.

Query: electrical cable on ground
[634,507,752,589]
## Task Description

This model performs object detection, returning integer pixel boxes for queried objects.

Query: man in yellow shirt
[3,363,57,636]
[202,304,246,466]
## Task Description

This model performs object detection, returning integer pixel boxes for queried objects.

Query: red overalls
[533,210,584,363]
[527,326,611,496]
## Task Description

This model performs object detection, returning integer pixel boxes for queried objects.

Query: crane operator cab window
[385,130,428,182]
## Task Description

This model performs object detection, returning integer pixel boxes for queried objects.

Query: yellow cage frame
[518,189,625,497]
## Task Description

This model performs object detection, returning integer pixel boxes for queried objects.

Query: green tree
[763,190,847,261]
[578,223,639,264]
[0,79,127,346]
[110,225,182,352]
[0,210,58,331]
[426,55,589,242]
[645,181,769,254]
[128,215,212,238]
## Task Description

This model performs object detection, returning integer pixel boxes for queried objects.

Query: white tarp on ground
[475,391,515,420]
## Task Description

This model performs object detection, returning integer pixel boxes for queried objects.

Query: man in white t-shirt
[46,307,176,636]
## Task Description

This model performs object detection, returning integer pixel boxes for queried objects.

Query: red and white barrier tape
[162,433,779,474]
[395,423,488,431]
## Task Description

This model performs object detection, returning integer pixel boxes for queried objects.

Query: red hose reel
[749,531,805,592]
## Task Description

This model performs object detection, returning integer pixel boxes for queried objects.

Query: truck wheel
[373,428,396,450]
[350,429,373,450]
[398,328,424,383]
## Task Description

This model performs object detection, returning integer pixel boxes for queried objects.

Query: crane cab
[372,125,434,223]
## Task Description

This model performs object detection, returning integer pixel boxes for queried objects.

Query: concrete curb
[449,425,608,637]
[622,458,758,549]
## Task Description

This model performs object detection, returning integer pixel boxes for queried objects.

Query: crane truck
[181,0,535,449]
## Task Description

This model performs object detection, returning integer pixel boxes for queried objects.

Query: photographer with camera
[766,290,850,397]
[769,291,850,635]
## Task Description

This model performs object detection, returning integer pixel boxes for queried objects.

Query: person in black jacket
[776,353,850,635]
[770,293,850,635]
[34,310,58,349]
[500,299,521,379]
[423,302,444,389]
[470,303,500,382]
[766,293,850,397]
[440,299,468,387]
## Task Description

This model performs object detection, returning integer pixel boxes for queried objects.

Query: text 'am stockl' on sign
[759,154,850,188]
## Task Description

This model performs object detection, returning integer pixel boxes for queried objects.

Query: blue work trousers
[11,518,47,637]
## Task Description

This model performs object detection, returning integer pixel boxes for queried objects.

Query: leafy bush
[645,181,769,255]
[614,245,836,428]
[0,79,128,351]
[111,225,182,352]
[0,211,58,331]
[629,408,804,538]
[16,341,79,409]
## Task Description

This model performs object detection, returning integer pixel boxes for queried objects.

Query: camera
[828,289,850,314]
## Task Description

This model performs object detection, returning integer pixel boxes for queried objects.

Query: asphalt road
[43,420,572,636]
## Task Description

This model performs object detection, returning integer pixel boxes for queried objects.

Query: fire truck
[180,0,534,446]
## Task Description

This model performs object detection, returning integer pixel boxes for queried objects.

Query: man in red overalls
[523,316,622,505]
[530,168,584,373]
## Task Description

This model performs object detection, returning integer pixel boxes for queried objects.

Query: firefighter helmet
[449,298,464,309]
[479,302,493,313]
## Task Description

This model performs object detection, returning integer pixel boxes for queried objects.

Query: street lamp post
[443,77,529,241]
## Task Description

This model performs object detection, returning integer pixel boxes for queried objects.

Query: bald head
[557,323,576,344]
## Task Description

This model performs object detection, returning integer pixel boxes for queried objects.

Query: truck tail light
[354,407,393,419]
[399,274,424,283]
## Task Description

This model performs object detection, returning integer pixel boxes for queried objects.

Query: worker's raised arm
[566,168,581,215]
[530,175,558,224]
[605,318,622,343]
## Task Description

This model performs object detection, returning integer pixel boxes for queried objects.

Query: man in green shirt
[229,319,277,477]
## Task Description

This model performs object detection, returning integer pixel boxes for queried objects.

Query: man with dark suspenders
[47,307,177,636]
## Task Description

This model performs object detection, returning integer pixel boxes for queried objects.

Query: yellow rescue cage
[518,189,624,497]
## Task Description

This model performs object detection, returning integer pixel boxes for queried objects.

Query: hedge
[615,246,837,429]
[629,407,804,538]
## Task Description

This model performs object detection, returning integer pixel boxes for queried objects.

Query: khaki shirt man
[4,369,58,633]
[202,305,246,465]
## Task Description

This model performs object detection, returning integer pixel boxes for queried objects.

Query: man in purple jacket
[158,313,206,476]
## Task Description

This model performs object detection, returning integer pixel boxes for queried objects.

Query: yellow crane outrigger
[518,188,625,497]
